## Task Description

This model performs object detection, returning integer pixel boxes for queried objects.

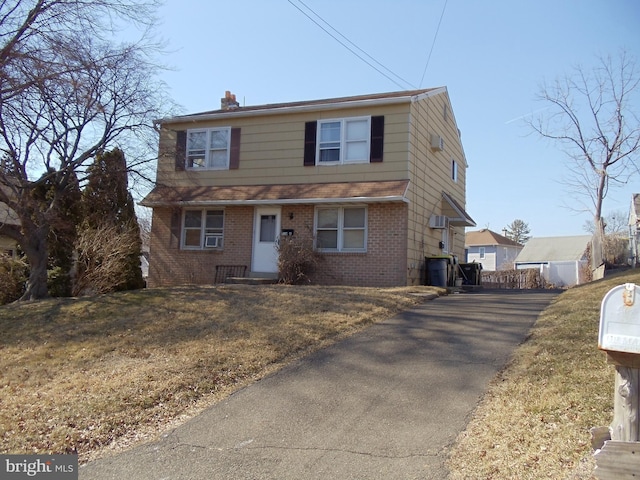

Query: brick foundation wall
[148,206,254,287]
[310,203,408,287]
[147,202,408,288]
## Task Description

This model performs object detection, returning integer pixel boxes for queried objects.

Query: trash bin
[459,263,482,285]
[426,257,450,287]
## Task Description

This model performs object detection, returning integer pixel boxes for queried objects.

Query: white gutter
[411,86,447,103]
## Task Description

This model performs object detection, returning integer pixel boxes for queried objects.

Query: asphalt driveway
[79,289,559,480]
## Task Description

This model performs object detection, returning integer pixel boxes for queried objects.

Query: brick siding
[148,205,253,287]
[310,203,407,286]
[148,202,409,288]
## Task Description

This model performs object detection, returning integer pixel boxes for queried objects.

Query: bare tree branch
[527,51,640,227]
[0,0,173,300]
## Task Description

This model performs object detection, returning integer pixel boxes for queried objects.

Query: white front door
[252,206,281,273]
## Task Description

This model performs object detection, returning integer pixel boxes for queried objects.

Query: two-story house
[141,88,475,288]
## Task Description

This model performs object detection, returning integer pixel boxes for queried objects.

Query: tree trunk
[592,216,606,281]
[19,227,50,301]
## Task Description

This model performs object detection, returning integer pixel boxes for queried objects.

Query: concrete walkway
[79,290,559,480]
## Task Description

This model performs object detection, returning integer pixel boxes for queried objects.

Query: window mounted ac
[204,234,223,248]
[429,215,449,229]
[431,134,444,151]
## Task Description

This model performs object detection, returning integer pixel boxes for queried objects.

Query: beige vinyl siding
[157,104,412,188]
[404,91,470,284]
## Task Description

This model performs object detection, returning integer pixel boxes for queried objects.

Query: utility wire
[419,0,448,88]
[288,0,416,90]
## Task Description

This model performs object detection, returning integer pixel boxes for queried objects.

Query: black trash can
[426,257,450,287]
[459,263,482,285]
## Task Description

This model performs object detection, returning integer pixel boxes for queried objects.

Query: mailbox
[599,283,640,354]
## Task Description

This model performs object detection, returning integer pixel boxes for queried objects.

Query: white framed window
[451,159,458,182]
[187,127,231,169]
[315,206,367,252]
[182,209,225,249]
[479,247,486,259]
[317,117,370,165]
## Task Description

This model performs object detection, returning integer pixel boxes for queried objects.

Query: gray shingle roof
[515,235,592,263]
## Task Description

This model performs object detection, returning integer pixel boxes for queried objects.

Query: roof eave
[140,195,409,208]
[157,89,445,124]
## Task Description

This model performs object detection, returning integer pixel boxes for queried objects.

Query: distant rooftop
[515,235,592,263]
[465,228,522,247]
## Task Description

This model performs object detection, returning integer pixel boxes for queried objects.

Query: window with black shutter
[303,116,384,165]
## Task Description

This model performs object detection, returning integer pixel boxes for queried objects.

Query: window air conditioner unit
[204,235,223,248]
[429,215,449,229]
[431,134,444,151]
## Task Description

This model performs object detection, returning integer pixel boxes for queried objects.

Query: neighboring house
[629,193,640,267]
[141,89,475,288]
[465,228,523,271]
[0,192,19,257]
[514,235,593,287]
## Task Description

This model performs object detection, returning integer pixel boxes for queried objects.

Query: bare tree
[0,0,170,300]
[583,209,628,236]
[528,51,640,275]
[583,209,629,267]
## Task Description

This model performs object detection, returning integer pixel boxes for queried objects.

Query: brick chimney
[221,91,240,110]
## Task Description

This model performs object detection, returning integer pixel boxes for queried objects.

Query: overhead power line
[419,0,448,88]
[287,0,416,90]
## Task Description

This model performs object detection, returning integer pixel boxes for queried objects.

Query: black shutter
[175,131,186,171]
[303,121,317,166]
[370,116,384,163]
[170,209,181,249]
[229,127,241,169]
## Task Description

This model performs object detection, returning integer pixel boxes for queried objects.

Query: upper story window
[182,209,224,249]
[317,117,371,165]
[451,159,458,183]
[304,116,384,167]
[187,127,231,169]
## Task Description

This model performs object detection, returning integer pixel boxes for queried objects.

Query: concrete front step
[225,276,278,285]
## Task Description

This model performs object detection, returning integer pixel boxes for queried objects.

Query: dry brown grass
[0,284,440,463]
[447,269,640,480]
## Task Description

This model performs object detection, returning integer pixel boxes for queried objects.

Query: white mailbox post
[594,283,640,479]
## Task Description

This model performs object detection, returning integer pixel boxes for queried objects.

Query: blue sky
[155,0,640,237]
